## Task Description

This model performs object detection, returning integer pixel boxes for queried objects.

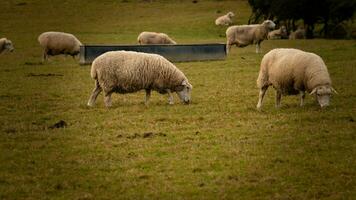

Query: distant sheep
[289,27,306,39]
[215,12,235,26]
[256,48,337,109]
[87,51,192,107]
[226,20,276,54]
[268,25,288,39]
[38,31,82,62]
[0,38,14,54]
[137,32,177,45]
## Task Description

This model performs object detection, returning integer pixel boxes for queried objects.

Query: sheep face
[4,40,14,52]
[263,20,276,30]
[175,80,193,104]
[310,85,334,108]
[227,12,235,18]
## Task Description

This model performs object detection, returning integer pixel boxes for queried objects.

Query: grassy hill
[0,0,355,199]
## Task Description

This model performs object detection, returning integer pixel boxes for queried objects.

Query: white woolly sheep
[87,51,193,107]
[38,31,82,62]
[289,27,306,39]
[268,25,288,39]
[215,12,235,26]
[0,38,14,54]
[256,48,337,109]
[226,20,276,54]
[137,32,177,45]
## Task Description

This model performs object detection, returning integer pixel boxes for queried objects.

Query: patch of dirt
[24,62,43,65]
[27,73,63,77]
[49,120,67,129]
[16,2,27,6]
[126,132,167,139]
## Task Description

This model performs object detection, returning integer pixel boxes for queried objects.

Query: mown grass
[0,0,355,199]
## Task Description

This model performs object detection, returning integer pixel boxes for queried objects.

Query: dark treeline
[248,0,356,38]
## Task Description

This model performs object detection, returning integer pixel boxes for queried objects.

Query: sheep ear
[331,87,338,94]
[182,80,192,89]
[310,88,317,95]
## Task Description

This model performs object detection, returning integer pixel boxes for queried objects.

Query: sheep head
[175,80,193,104]
[310,85,337,108]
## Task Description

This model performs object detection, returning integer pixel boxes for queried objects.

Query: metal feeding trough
[79,43,226,65]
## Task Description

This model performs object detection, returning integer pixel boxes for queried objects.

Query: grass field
[0,0,355,199]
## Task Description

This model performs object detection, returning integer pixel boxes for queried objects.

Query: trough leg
[167,89,174,105]
[256,86,268,110]
[275,90,282,108]
[104,92,113,108]
[300,91,306,106]
[87,80,102,107]
[145,89,151,106]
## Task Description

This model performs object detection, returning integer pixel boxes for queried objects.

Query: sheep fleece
[226,24,268,46]
[137,32,176,44]
[257,48,332,95]
[0,38,12,53]
[38,32,82,56]
[91,51,188,94]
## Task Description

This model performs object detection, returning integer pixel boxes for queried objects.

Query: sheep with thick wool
[215,12,235,26]
[289,27,306,39]
[137,32,177,45]
[87,51,193,107]
[38,31,82,62]
[0,38,14,54]
[256,48,337,109]
[226,20,275,54]
[268,25,288,39]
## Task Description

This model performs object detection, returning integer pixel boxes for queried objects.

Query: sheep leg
[256,86,268,110]
[145,89,151,105]
[42,50,48,63]
[87,80,102,107]
[300,91,306,106]
[256,43,261,53]
[275,90,282,108]
[167,89,174,105]
[226,43,231,54]
[104,92,113,108]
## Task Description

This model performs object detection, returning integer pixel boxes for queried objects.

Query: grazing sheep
[226,20,276,54]
[215,12,235,26]
[0,38,14,54]
[289,27,306,39]
[38,31,82,62]
[87,51,192,107]
[268,25,288,39]
[256,48,337,109]
[137,32,177,45]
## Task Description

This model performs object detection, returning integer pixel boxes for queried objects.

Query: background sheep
[226,20,276,54]
[289,27,306,39]
[137,32,177,45]
[0,38,14,54]
[87,51,192,107]
[256,48,337,109]
[215,11,235,26]
[267,25,288,39]
[38,31,82,62]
